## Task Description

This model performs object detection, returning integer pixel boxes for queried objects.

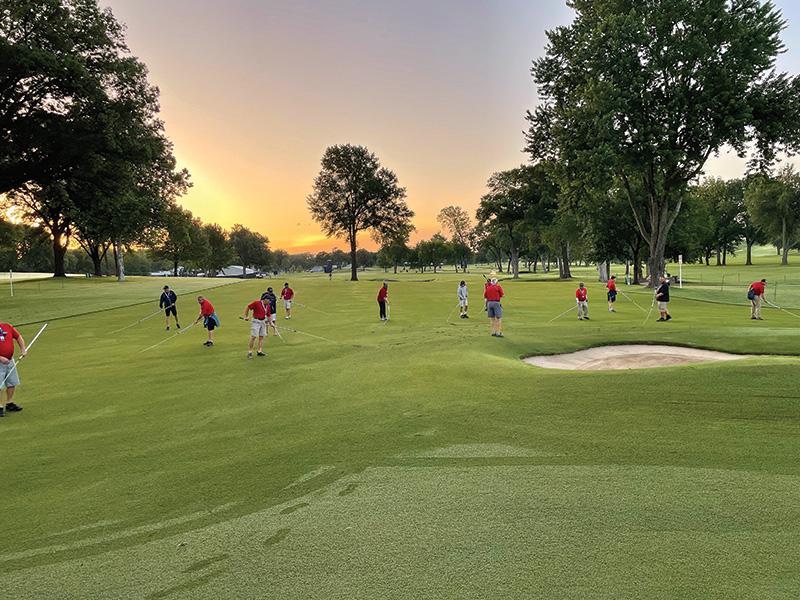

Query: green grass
[1,258,799,599]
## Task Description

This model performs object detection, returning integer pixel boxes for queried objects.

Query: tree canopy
[526,0,800,285]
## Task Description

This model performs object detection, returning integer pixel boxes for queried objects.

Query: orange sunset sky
[104,0,800,254]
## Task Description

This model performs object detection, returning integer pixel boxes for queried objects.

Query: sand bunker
[523,344,753,370]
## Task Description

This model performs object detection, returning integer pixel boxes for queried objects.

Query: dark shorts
[206,319,216,331]
[165,305,177,317]
[607,290,617,302]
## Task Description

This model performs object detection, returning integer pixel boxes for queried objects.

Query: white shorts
[250,319,267,337]
[268,313,276,324]
[459,299,468,308]
[283,300,292,310]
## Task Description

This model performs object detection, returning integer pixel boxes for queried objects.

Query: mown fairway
[1,258,799,599]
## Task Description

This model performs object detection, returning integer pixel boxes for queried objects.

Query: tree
[477,165,557,279]
[307,144,413,281]
[436,206,474,249]
[229,224,271,277]
[149,206,207,276]
[745,165,800,265]
[527,0,800,286]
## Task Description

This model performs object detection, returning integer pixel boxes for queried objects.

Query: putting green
[3,449,799,599]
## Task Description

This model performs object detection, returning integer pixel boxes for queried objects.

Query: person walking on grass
[748,279,766,320]
[576,282,590,321]
[160,285,180,331]
[244,296,270,358]
[378,282,389,321]
[484,277,504,337]
[458,280,469,318]
[194,296,220,346]
[655,275,672,322]
[606,276,617,313]
[280,282,294,319]
[0,321,27,417]
[261,287,279,336]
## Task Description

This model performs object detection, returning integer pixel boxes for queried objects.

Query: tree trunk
[559,244,572,279]
[746,240,753,266]
[115,240,125,282]
[173,260,179,277]
[349,233,358,281]
[90,246,103,277]
[781,218,789,265]
[52,229,67,277]
[596,261,609,282]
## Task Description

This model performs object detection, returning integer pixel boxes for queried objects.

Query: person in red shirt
[483,277,504,337]
[576,283,589,320]
[244,297,271,357]
[749,278,766,320]
[280,282,294,319]
[606,275,617,312]
[194,296,220,347]
[0,322,27,417]
[377,282,389,321]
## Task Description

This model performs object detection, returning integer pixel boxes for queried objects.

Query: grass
[0,254,799,599]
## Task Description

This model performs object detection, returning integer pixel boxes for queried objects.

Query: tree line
[306,0,800,284]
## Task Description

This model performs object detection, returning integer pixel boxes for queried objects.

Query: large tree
[307,144,413,281]
[526,0,800,286]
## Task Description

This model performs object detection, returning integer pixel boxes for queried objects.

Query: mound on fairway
[523,344,754,370]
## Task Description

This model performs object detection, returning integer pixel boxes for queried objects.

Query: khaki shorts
[459,299,468,308]
[250,319,267,337]
[658,301,668,312]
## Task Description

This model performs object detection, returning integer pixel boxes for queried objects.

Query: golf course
[1,252,799,599]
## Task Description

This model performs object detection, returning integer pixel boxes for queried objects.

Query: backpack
[747,288,755,300]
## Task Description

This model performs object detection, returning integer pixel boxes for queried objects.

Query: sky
[103,0,800,254]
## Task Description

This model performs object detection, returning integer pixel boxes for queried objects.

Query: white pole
[678,255,683,289]
[9,270,12,297]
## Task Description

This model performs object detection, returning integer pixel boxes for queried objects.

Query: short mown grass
[1,256,799,599]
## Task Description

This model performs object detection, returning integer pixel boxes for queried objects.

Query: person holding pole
[576,283,590,321]
[484,277,504,337]
[244,296,270,358]
[655,276,672,321]
[160,285,180,330]
[458,281,469,319]
[749,278,766,320]
[0,321,27,416]
[262,287,279,336]
[606,276,617,313]
[280,282,294,319]
[378,282,389,321]
[194,296,220,346]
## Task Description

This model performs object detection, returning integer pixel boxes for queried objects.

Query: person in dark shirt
[160,285,180,331]
[655,276,672,322]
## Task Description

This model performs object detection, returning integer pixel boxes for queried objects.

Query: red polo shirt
[377,286,388,302]
[281,287,294,300]
[751,281,765,296]
[199,299,215,317]
[484,285,503,302]
[606,280,616,292]
[247,300,271,320]
[576,288,587,302]
[0,324,20,359]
